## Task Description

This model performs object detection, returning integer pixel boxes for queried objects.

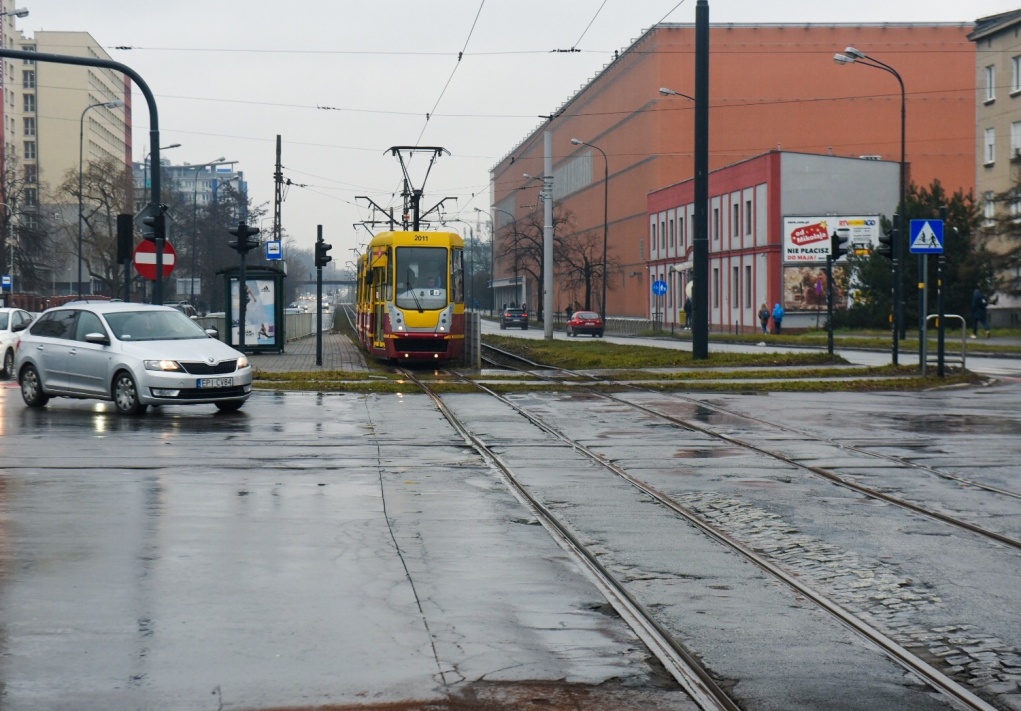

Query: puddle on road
[673,447,743,459]
[255,679,692,711]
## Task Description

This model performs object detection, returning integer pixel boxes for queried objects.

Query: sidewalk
[246,330,369,373]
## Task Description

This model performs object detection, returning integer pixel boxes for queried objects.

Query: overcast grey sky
[20,1,1016,259]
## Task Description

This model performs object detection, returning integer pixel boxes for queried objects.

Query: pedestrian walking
[683,297,693,330]
[772,303,785,334]
[971,287,994,338]
[758,303,770,335]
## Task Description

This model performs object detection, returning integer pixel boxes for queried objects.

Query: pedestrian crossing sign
[909,219,944,254]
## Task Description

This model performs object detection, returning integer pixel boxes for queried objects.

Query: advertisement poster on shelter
[782,216,880,263]
[229,277,277,348]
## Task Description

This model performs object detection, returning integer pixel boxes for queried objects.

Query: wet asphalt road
[1,378,1020,709]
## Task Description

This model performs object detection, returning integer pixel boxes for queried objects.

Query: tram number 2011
[414,235,430,242]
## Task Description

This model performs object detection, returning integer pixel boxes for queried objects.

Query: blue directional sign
[265,240,283,260]
[1,275,10,288]
[652,279,668,296]
[909,219,944,254]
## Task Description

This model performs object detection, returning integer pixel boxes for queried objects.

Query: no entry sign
[133,239,177,281]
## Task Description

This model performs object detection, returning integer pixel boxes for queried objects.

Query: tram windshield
[395,247,448,310]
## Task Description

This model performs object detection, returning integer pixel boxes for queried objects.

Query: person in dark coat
[971,287,993,338]
[758,303,770,335]
[683,297,693,330]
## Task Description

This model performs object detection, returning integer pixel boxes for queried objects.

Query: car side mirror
[84,332,110,345]
[205,327,220,338]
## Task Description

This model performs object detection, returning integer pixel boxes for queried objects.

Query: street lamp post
[570,138,609,321]
[141,143,181,206]
[78,99,124,298]
[835,46,906,365]
[191,157,226,304]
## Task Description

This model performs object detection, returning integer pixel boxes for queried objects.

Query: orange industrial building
[489,22,976,322]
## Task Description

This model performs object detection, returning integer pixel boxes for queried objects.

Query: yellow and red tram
[355,229,465,361]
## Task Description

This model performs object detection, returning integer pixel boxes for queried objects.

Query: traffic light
[116,213,133,262]
[228,222,261,254]
[315,239,333,267]
[877,226,895,259]
[141,206,167,242]
[830,227,850,260]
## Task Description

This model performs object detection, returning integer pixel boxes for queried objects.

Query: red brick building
[489,22,976,320]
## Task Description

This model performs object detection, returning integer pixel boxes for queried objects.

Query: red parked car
[566,310,604,337]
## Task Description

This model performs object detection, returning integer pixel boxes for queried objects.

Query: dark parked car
[566,310,604,337]
[500,307,529,330]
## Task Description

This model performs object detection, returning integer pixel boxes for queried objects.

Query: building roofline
[968,10,1021,41]
[491,21,974,175]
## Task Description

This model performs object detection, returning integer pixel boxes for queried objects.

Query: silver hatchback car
[15,301,253,415]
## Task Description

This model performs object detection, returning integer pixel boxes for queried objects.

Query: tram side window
[452,248,464,303]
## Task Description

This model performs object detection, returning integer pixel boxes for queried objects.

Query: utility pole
[273,135,283,242]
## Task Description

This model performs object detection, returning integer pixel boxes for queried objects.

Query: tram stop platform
[245,330,369,374]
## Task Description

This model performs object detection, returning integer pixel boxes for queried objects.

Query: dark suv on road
[500,307,529,330]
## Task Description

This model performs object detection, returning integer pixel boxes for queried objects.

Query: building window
[713,267,720,308]
[678,216,685,250]
[745,200,753,235]
[984,191,996,227]
[23,141,35,160]
[745,265,752,307]
[733,266,739,305]
[713,207,720,241]
[24,164,36,183]
[669,218,674,248]
[985,127,996,165]
[1014,56,1021,94]
[22,45,35,65]
[22,70,34,89]
[23,116,35,136]
[23,93,35,112]
[986,65,996,102]
[651,222,657,251]
[24,188,37,206]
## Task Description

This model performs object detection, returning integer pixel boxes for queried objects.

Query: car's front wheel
[112,371,143,415]
[2,348,14,379]
[20,364,49,408]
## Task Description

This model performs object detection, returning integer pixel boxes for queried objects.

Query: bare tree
[496,204,574,319]
[2,152,59,293]
[57,157,135,295]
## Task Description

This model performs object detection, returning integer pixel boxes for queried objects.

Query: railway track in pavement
[399,361,1010,710]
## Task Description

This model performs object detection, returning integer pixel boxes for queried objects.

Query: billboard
[782,216,880,263]
[229,277,278,348]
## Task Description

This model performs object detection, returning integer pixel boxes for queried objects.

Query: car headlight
[237,355,250,369]
[144,359,184,372]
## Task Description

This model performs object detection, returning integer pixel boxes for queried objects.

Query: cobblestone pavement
[246,329,369,374]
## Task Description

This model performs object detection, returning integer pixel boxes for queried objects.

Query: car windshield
[575,311,599,320]
[104,310,209,342]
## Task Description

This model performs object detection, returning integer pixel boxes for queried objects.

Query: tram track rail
[479,342,1021,550]
[402,363,999,711]
[397,368,740,711]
